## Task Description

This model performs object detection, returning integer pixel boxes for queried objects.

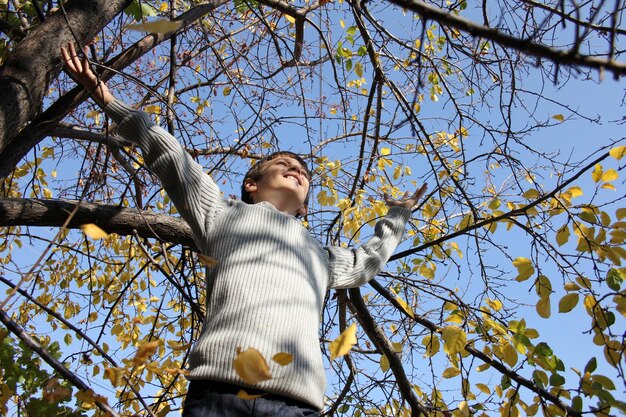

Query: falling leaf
[237,390,266,400]
[126,19,182,33]
[233,347,272,384]
[133,340,160,364]
[329,323,357,360]
[272,352,294,366]
[552,114,565,122]
[81,224,108,240]
[198,254,219,267]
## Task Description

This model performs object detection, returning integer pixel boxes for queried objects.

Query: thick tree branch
[0,0,131,170]
[0,0,229,179]
[348,287,429,417]
[0,198,196,250]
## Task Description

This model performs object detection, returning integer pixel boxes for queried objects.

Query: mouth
[284,173,301,185]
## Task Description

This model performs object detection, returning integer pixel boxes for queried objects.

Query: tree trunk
[0,0,130,176]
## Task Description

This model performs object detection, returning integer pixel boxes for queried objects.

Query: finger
[411,184,427,201]
[67,42,83,73]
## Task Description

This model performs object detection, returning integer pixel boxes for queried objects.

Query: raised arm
[327,184,427,289]
[61,43,227,245]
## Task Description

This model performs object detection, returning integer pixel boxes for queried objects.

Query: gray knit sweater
[105,100,412,410]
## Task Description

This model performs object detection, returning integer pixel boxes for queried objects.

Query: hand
[61,42,114,106]
[384,183,428,209]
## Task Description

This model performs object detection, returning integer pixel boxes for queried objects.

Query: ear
[297,205,308,218]
[244,178,257,193]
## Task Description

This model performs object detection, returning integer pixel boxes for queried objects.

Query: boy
[62,43,427,417]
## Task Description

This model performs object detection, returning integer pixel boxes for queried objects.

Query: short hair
[241,151,311,208]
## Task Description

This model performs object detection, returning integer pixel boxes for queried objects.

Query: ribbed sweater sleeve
[327,206,412,289]
[104,100,227,245]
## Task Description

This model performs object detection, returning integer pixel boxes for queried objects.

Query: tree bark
[0,0,130,172]
[0,198,196,249]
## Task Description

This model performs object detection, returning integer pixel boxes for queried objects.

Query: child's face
[248,157,310,212]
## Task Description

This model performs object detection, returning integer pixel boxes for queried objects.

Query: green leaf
[549,373,565,386]
[558,293,579,313]
[124,0,158,21]
[584,357,597,373]
[606,268,623,291]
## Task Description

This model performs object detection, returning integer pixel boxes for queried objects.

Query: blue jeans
[182,380,320,417]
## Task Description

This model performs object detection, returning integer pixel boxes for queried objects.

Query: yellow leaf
[134,340,160,364]
[442,367,460,378]
[592,164,603,183]
[237,390,266,400]
[536,297,551,318]
[422,334,440,357]
[272,352,293,366]
[556,224,570,246]
[198,254,219,267]
[284,14,295,24]
[80,224,108,240]
[76,389,107,406]
[523,189,539,199]
[144,105,161,114]
[441,325,466,355]
[475,383,490,395]
[380,147,391,156]
[458,400,470,417]
[126,19,182,33]
[104,366,125,387]
[609,146,626,160]
[552,114,564,122]
[329,323,357,360]
[233,347,272,384]
[512,257,534,282]
[502,342,518,367]
[159,2,168,12]
[395,295,415,318]
[380,354,390,372]
[601,169,618,182]
[566,186,583,198]
[558,293,579,313]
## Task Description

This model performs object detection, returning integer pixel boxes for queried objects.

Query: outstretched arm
[61,42,227,246]
[327,184,428,289]
[61,42,114,107]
